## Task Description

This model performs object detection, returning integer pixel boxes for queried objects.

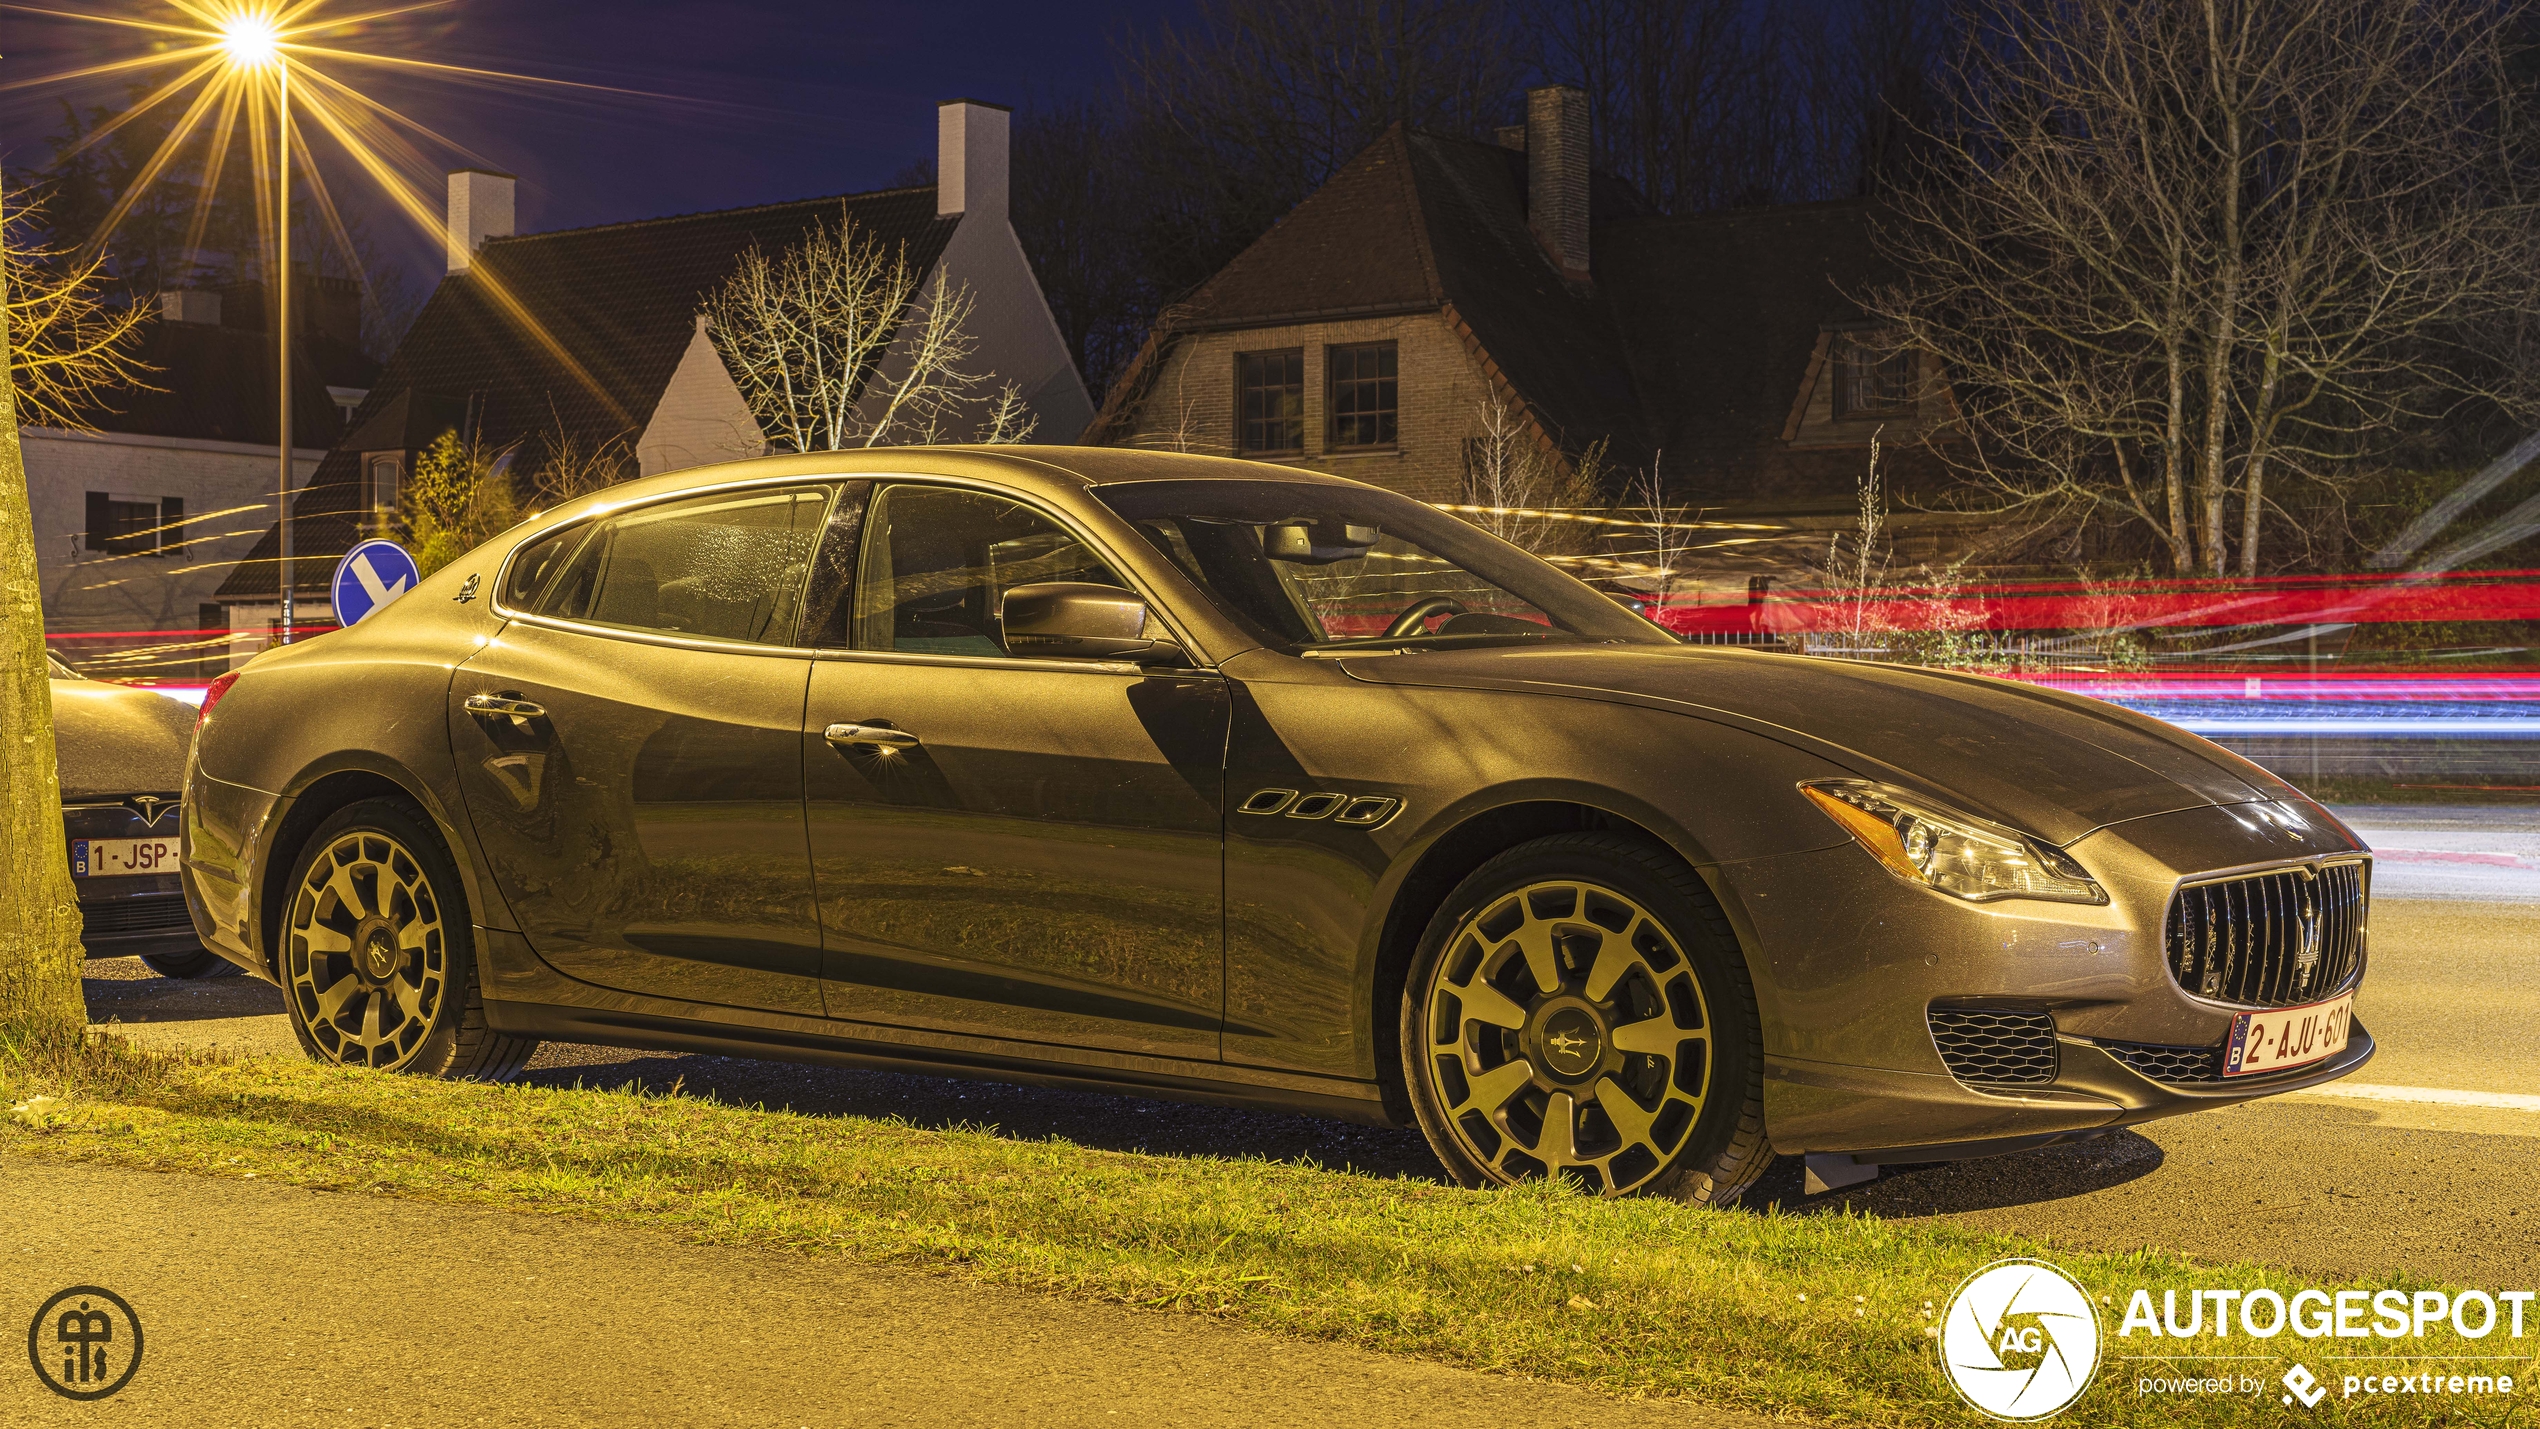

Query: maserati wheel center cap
[1536,1004,1606,1079]
[355,920,402,982]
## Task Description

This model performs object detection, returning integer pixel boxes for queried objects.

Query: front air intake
[1927,1007,2059,1088]
[2165,862,2366,1008]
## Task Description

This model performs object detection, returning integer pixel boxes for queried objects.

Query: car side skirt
[475,927,1401,1126]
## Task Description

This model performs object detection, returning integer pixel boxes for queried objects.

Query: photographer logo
[25,1285,144,1401]
[1941,1259,2102,1421]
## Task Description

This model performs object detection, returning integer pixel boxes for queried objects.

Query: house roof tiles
[218,184,959,599]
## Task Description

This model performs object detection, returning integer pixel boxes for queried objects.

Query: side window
[502,524,584,610]
[851,484,1127,656]
[535,485,830,644]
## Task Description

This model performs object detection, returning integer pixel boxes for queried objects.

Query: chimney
[1495,124,1527,152]
[936,99,1011,223]
[446,169,516,273]
[160,289,222,325]
[1524,85,1590,280]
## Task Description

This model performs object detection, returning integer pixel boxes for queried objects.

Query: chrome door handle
[824,722,919,750]
[464,694,547,720]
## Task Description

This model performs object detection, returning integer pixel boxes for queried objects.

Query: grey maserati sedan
[179,447,2371,1203]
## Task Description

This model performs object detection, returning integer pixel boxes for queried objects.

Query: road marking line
[2294,1082,2540,1112]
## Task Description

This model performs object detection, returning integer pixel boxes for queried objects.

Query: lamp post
[219,13,294,640]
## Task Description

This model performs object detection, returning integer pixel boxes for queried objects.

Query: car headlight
[1800,780,2106,905]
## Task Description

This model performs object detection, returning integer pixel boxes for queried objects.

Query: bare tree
[4,192,152,1044]
[704,209,1034,450]
[1455,393,1604,558]
[4,203,151,431]
[1874,0,2540,576]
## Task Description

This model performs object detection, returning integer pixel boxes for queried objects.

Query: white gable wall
[637,318,767,477]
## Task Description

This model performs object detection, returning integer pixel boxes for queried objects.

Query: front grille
[2164,862,2365,1007]
[2102,1040,2225,1085]
[78,894,196,936]
[1928,1007,2060,1087]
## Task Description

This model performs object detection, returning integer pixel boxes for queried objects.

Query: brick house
[212,99,1091,649]
[1083,87,1959,567]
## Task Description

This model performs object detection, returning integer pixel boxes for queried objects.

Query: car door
[451,482,832,1018]
[802,480,1229,1058]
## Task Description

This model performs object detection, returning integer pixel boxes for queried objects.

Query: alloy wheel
[284,829,449,1070]
[1418,879,1713,1194]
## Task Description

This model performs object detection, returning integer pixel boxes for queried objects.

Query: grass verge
[4,1040,2528,1428]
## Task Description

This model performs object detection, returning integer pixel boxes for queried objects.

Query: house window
[84,492,180,557]
[1327,342,1398,449]
[1236,350,1305,455]
[366,454,402,523]
[1834,330,1914,417]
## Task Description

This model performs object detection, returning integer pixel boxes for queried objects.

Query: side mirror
[1000,582,1187,665]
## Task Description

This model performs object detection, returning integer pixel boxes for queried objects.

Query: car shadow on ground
[1748,1129,2167,1217]
[517,1050,1458,1183]
[82,962,278,1023]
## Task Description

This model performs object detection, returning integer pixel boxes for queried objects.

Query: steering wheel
[1383,596,1468,638]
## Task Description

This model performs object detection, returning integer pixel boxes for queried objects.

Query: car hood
[50,678,195,802]
[1339,643,2281,845]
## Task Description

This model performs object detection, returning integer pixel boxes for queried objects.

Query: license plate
[2224,991,2354,1077]
[71,837,182,878]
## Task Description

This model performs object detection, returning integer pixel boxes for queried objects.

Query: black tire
[138,946,246,979]
[277,796,539,1081]
[1399,832,1769,1205]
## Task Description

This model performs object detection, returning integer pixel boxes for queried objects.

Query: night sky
[4,0,1194,288]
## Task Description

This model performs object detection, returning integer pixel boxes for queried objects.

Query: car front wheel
[278,797,538,1080]
[1401,832,1769,1203]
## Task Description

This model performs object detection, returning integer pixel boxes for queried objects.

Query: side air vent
[1927,1007,2059,1089]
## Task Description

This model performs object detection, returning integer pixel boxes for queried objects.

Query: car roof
[531,446,1371,528]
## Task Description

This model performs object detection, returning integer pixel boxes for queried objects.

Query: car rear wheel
[1400,832,1769,1204]
[139,946,245,979]
[278,797,538,1080]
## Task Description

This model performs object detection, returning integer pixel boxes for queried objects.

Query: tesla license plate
[71,837,181,878]
[2224,991,2353,1077]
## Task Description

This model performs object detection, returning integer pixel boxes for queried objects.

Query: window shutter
[85,492,110,556]
[159,496,185,554]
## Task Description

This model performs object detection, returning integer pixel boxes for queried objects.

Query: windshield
[1091,478,1671,653]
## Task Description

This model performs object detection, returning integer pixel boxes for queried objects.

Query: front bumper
[1720,799,2375,1158]
[64,801,200,958]
[1766,1017,2375,1163]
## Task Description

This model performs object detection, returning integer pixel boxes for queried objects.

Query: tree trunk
[0,194,89,1048]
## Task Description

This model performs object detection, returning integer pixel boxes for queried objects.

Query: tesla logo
[125,796,175,828]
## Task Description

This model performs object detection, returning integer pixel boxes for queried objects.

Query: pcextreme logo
[1940,1259,2104,1421]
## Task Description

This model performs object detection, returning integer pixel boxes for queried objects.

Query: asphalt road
[1,1159,1763,1429]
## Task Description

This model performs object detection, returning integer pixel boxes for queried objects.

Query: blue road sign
[332,539,422,626]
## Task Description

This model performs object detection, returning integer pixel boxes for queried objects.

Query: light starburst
[8,0,675,416]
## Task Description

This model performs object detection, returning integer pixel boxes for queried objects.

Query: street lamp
[217,11,297,641]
